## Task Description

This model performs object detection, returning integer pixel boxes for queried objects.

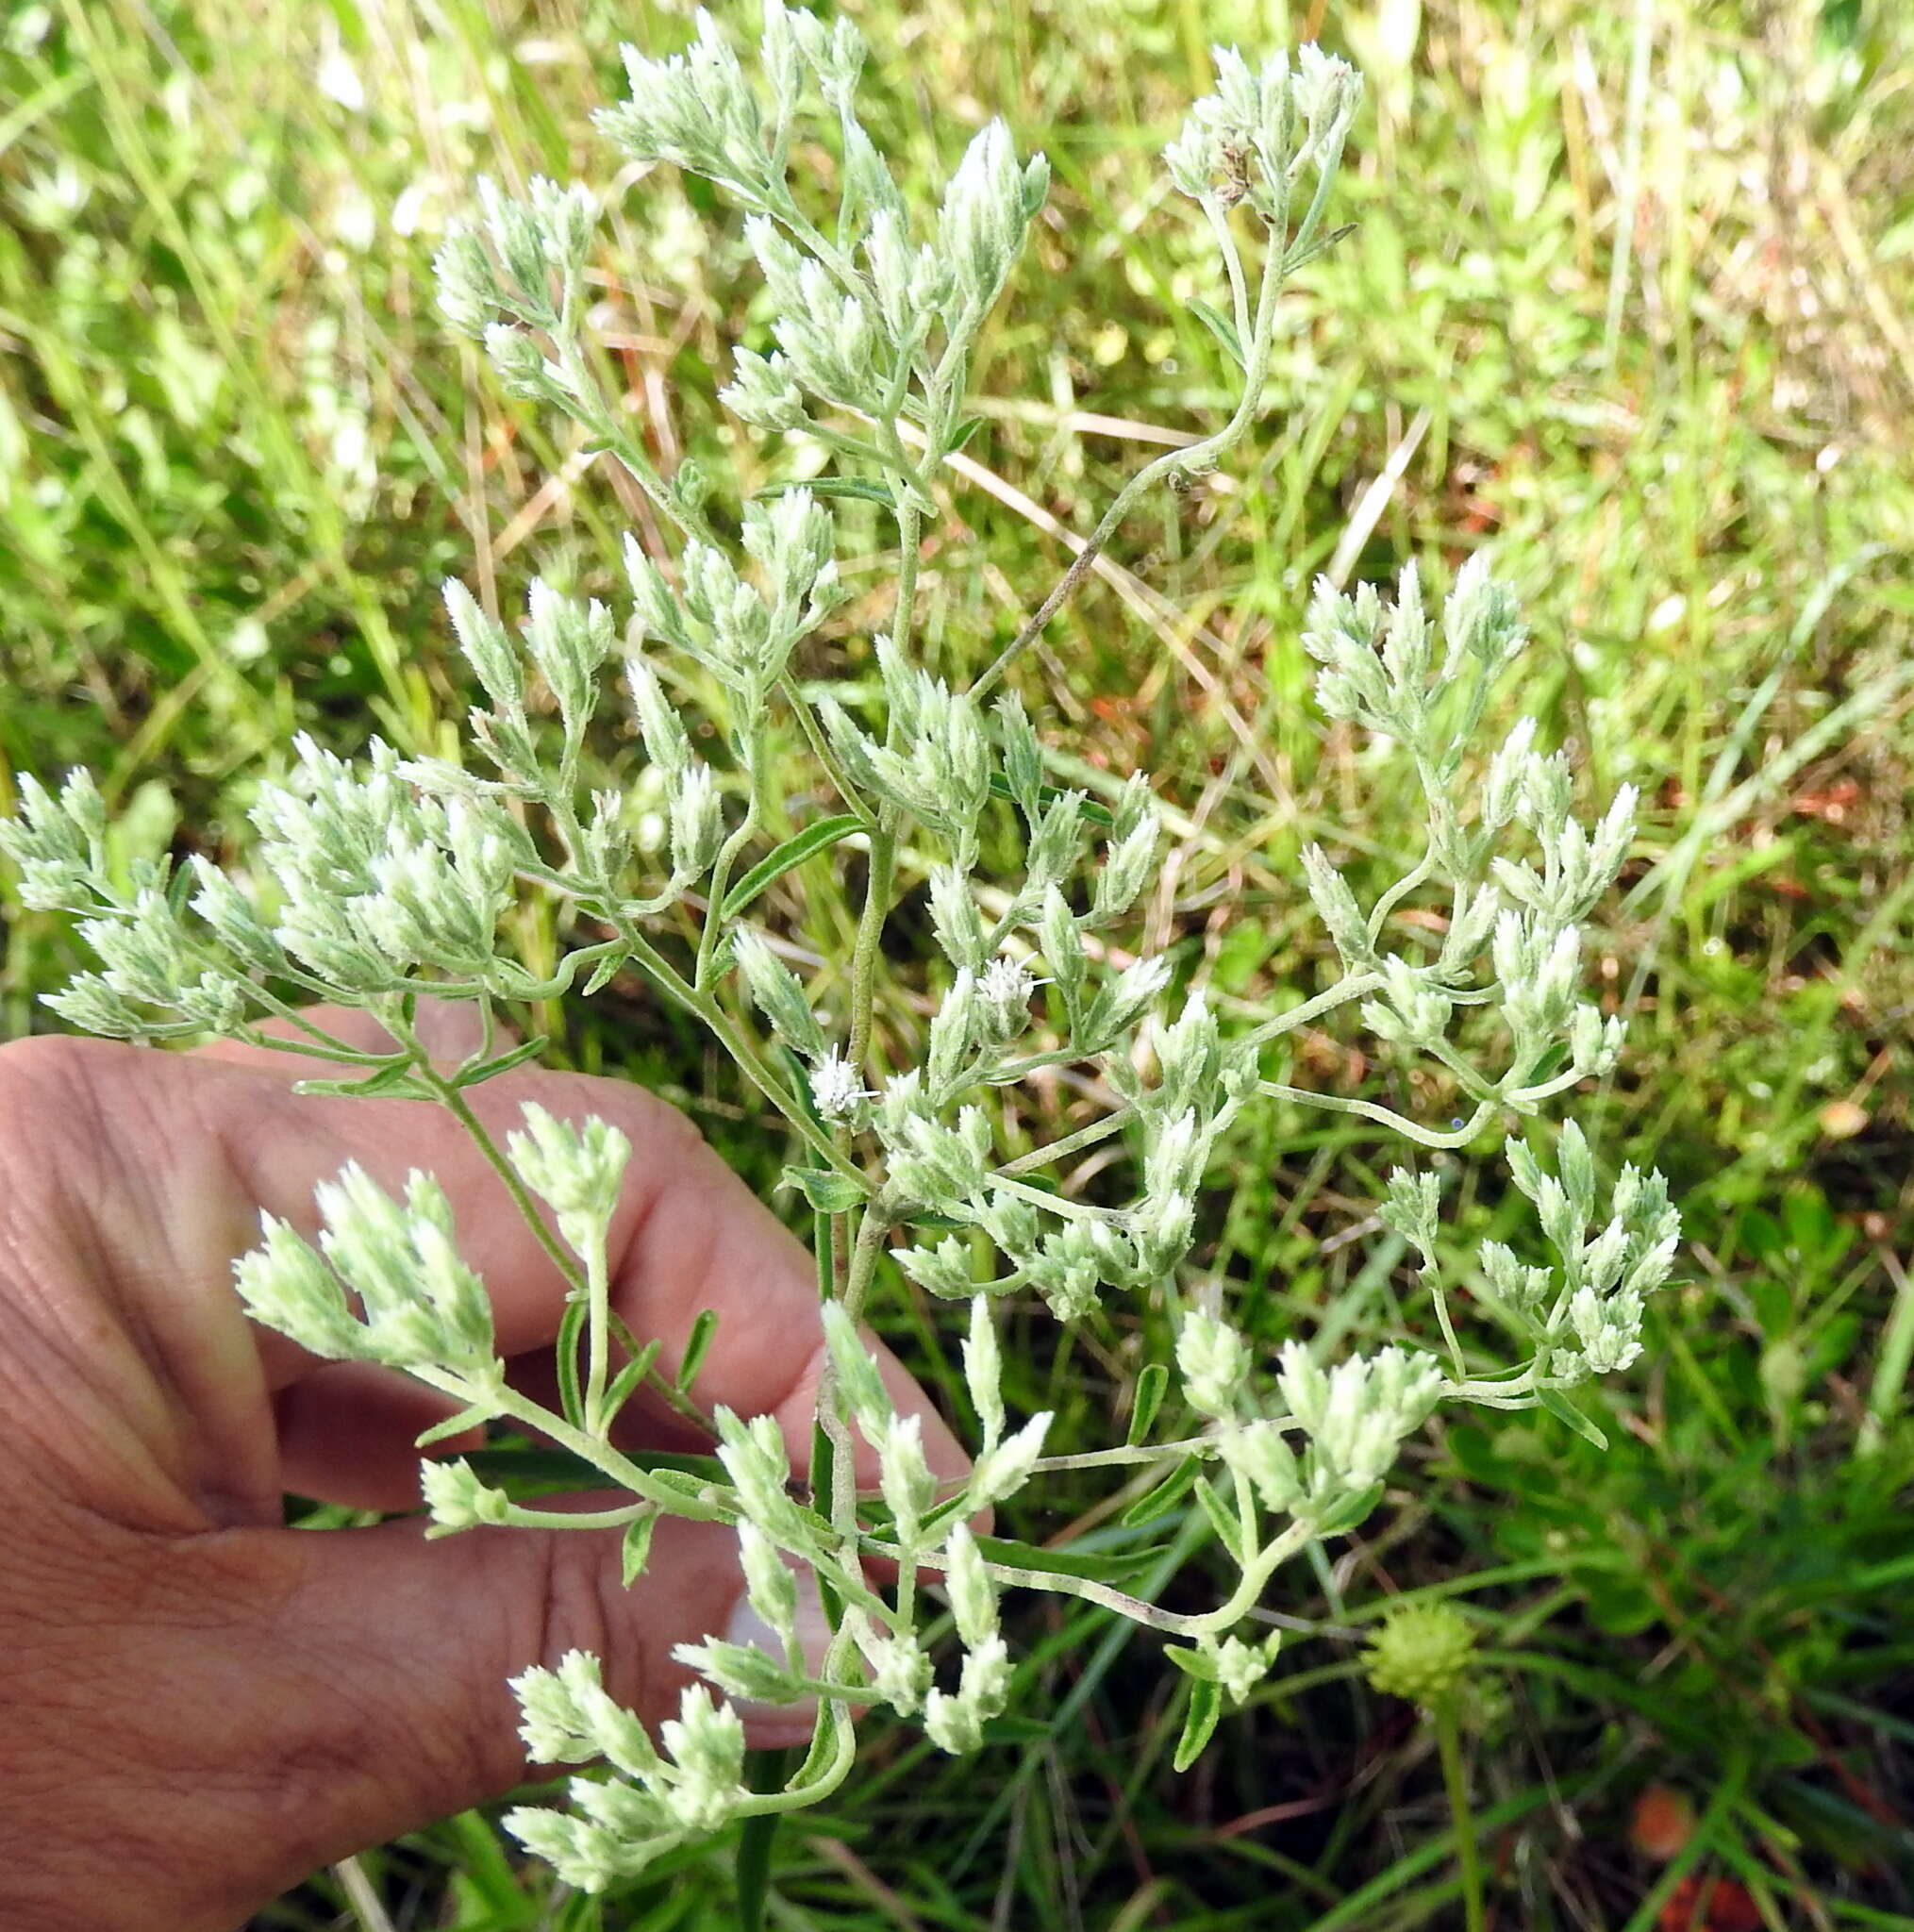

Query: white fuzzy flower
[810,1048,870,1121]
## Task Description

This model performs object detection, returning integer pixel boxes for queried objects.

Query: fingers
[275,1363,484,1513]
[0,1031,965,1517]
[140,1508,828,1914]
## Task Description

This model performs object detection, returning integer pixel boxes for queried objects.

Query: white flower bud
[1176,1308,1249,1421]
[421,1457,512,1535]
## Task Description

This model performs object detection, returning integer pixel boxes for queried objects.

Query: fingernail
[724,1566,833,1743]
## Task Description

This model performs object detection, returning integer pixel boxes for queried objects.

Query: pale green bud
[624,659,691,774]
[1081,953,1172,1048]
[1038,887,1087,1016]
[1218,1418,1304,1514]
[962,1296,1005,1446]
[736,1521,800,1646]
[822,1300,893,1440]
[877,1411,939,1541]
[1364,1603,1476,1710]
[668,763,724,877]
[421,1457,512,1536]
[657,1686,747,1832]
[731,929,824,1057]
[1301,843,1373,969]
[1211,1632,1280,1707]
[1379,1167,1442,1268]
[721,346,807,432]
[895,1233,977,1302]
[233,1215,365,1359]
[673,1638,803,1704]
[508,1104,632,1238]
[969,1409,1050,1508]
[927,866,990,973]
[1176,1308,1249,1420]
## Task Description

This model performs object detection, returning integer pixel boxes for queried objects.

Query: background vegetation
[3,0,1911,1924]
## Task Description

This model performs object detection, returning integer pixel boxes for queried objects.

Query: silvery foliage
[0,7,1677,1886]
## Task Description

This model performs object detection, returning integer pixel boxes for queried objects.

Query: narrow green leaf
[452,1034,549,1086]
[722,814,863,918]
[1311,1480,1385,1539]
[792,1699,840,1786]
[601,1337,664,1423]
[781,1164,868,1213]
[677,1307,721,1393]
[1189,298,1245,371]
[1194,1475,1247,1564]
[1119,1455,1201,1528]
[414,1402,498,1449]
[582,951,623,995]
[986,770,1115,827]
[291,1058,430,1100]
[555,1298,586,1432]
[1164,1643,1220,1682]
[1538,1386,1608,1450]
[1126,1362,1169,1446]
[620,1507,658,1588]
[757,475,897,506]
[1173,1676,1223,1773]
[974,1532,1173,1583]
[945,414,986,456]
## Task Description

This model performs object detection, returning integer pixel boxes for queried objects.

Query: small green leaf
[1119,1455,1202,1527]
[677,1307,721,1393]
[1189,298,1245,372]
[583,951,624,995]
[986,771,1114,827]
[1173,1676,1223,1773]
[556,1299,586,1431]
[1194,1475,1248,1564]
[1164,1643,1220,1682]
[292,1058,431,1100]
[1310,1480,1386,1539]
[1537,1386,1608,1450]
[452,1034,549,1086]
[974,1532,1173,1583]
[602,1337,664,1421]
[723,815,864,918]
[792,1700,840,1785]
[781,1164,868,1213]
[1126,1363,1169,1446]
[620,1508,658,1588]
[945,414,985,456]
[414,1402,498,1449]
[757,475,897,506]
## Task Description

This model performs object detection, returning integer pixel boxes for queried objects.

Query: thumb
[224,1508,824,1890]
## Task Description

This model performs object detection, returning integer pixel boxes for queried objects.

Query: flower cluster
[0,4,1679,1890]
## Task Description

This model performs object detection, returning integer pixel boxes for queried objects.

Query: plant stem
[408,1042,720,1441]
[1435,1699,1487,1932]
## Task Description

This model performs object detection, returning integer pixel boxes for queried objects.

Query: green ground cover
[3,0,1911,1924]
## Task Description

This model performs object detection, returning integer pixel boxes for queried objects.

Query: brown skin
[0,1008,960,1931]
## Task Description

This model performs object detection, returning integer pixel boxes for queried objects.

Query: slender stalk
[859,1518,1313,1639]
[967,213,1289,706]
[1435,1699,1487,1932]
[408,1043,721,1441]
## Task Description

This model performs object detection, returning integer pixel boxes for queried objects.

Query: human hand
[0,1008,961,1930]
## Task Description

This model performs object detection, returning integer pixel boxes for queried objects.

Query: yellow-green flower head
[1363,1603,1476,1708]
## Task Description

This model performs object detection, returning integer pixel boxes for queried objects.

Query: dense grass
[4,0,1913,1925]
